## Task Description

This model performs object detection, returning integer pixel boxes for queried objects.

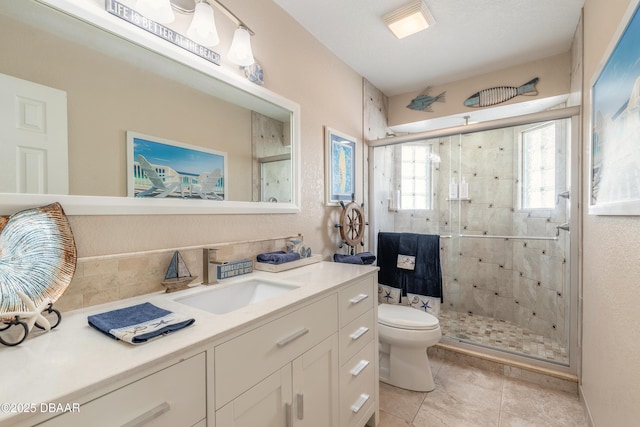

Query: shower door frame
[367,106,581,376]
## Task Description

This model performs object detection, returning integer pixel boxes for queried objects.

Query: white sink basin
[174,278,299,314]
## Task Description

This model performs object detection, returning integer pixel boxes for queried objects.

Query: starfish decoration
[384,290,393,302]
[420,299,431,312]
[6,291,54,331]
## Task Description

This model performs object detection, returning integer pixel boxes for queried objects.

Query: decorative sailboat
[161,251,198,293]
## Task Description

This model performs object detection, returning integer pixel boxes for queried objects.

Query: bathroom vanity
[0,262,379,427]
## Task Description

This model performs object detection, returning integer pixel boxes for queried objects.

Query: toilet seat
[378,304,439,330]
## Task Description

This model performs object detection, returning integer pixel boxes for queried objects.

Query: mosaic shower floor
[438,310,569,364]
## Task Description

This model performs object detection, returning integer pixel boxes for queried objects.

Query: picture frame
[325,127,356,206]
[589,0,640,215]
[126,131,228,200]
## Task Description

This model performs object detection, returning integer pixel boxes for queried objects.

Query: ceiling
[272,0,584,98]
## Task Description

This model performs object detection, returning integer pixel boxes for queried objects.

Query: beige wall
[388,53,572,127]
[581,0,640,425]
[1,0,364,259]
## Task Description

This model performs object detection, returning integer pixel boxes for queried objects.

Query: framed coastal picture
[325,127,356,206]
[126,132,227,200]
[589,0,640,215]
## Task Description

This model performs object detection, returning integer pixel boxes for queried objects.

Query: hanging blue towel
[256,251,301,264]
[377,232,443,302]
[333,252,377,265]
[88,302,195,345]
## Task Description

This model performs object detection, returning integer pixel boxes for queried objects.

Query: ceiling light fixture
[383,0,435,39]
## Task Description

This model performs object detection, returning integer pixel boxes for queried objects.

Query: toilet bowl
[378,303,441,392]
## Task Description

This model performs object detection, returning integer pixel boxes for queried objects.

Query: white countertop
[0,261,378,426]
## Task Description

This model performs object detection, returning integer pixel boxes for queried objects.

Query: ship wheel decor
[334,194,368,254]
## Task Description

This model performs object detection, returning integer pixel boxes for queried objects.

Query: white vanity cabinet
[211,294,340,427]
[209,271,379,427]
[6,266,378,427]
[37,353,206,427]
[338,276,378,427]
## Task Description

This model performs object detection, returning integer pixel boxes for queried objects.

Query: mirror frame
[0,0,301,215]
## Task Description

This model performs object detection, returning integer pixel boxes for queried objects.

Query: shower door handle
[556,191,570,204]
[555,223,570,236]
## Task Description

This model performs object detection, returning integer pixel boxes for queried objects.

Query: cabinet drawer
[39,353,206,427]
[340,340,376,427]
[340,309,375,365]
[339,276,375,327]
[215,294,338,409]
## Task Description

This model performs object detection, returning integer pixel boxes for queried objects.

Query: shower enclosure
[370,109,579,372]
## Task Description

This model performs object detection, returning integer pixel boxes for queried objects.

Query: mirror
[0,0,300,215]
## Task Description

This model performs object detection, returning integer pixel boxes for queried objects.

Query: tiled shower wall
[373,122,570,344]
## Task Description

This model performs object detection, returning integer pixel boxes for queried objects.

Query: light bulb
[187,2,220,47]
[228,27,254,66]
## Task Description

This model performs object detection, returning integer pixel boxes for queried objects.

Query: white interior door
[0,72,68,194]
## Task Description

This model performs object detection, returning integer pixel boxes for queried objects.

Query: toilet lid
[378,304,439,330]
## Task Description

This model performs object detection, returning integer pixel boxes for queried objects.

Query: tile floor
[438,310,568,364]
[378,354,587,427]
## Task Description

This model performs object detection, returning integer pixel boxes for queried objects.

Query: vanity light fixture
[383,0,435,39]
[135,0,175,24]
[177,0,255,65]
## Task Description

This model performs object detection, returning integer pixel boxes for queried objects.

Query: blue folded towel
[88,302,195,345]
[333,252,377,265]
[256,251,301,265]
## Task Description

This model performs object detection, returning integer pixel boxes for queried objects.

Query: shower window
[521,122,557,209]
[400,143,433,210]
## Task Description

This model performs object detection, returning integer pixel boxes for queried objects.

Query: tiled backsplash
[55,236,303,312]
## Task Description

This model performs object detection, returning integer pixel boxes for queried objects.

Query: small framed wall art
[127,132,227,200]
[325,127,357,206]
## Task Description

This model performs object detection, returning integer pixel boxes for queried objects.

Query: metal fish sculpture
[407,87,446,112]
[464,77,539,108]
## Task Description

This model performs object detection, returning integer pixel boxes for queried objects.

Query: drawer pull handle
[297,393,304,420]
[350,359,370,377]
[349,326,369,340]
[351,393,370,414]
[277,328,309,347]
[121,401,170,427]
[349,294,369,305]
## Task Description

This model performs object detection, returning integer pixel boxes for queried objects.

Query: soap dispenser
[449,177,458,199]
[459,177,469,199]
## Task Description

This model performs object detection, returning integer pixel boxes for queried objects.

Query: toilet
[378,303,441,392]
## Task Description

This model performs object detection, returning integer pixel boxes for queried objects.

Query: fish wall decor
[464,77,539,108]
[407,87,446,112]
